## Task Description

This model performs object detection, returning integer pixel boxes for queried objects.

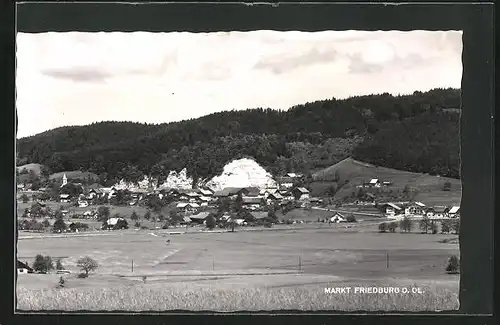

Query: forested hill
[17,88,461,186]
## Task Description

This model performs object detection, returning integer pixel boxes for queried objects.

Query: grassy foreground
[17,284,459,312]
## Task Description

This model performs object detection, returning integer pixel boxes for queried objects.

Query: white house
[404,202,426,216]
[78,200,89,208]
[382,203,402,217]
[17,260,33,274]
[427,206,449,218]
[448,206,460,218]
[292,187,310,201]
[369,179,381,188]
[329,212,346,223]
[60,193,70,203]
[176,202,200,214]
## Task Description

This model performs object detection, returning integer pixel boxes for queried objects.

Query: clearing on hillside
[17,163,44,176]
[311,157,461,205]
[49,171,99,182]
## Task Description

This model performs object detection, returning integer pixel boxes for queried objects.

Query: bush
[113,218,129,230]
[399,216,412,232]
[443,181,451,191]
[134,221,141,228]
[346,214,357,223]
[441,219,452,233]
[77,273,88,279]
[388,222,398,233]
[378,222,388,233]
[57,276,66,288]
[445,255,460,274]
[56,259,64,270]
[430,222,438,234]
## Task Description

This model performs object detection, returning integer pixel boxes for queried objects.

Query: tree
[97,206,110,222]
[56,259,64,270]
[399,216,412,233]
[267,208,278,222]
[76,256,99,277]
[452,219,460,234]
[21,194,29,203]
[326,184,337,197]
[419,215,431,233]
[113,218,128,230]
[32,254,54,273]
[430,221,438,234]
[441,219,452,233]
[144,211,152,221]
[130,210,139,221]
[205,214,217,230]
[388,221,398,233]
[443,181,451,191]
[52,218,67,232]
[134,221,141,228]
[378,222,388,233]
[445,255,460,274]
[42,219,50,228]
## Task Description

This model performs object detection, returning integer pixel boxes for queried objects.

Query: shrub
[113,218,129,230]
[452,219,460,234]
[134,222,141,228]
[399,216,412,232]
[388,222,398,233]
[430,222,438,234]
[378,222,388,233]
[346,214,357,223]
[56,259,64,270]
[441,219,451,233]
[57,276,66,288]
[419,216,431,233]
[443,182,451,191]
[77,273,88,279]
[445,255,460,274]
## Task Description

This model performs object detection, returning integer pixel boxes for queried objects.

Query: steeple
[62,173,68,187]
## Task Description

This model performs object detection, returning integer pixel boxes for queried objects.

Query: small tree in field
[443,181,451,191]
[205,214,217,230]
[21,194,29,203]
[130,211,139,221]
[399,216,412,233]
[419,215,431,233]
[441,219,451,233]
[56,259,64,270]
[430,221,438,234]
[77,256,99,277]
[388,222,398,233]
[144,211,151,221]
[445,255,460,274]
[452,219,460,234]
[378,222,388,233]
[32,254,54,273]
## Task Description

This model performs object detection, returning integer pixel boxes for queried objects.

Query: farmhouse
[291,187,310,201]
[180,216,192,225]
[59,193,70,203]
[242,197,264,210]
[448,206,460,218]
[198,188,214,197]
[102,217,127,229]
[17,260,34,274]
[278,176,294,189]
[250,212,268,222]
[381,203,402,217]
[78,200,89,208]
[329,212,346,223]
[189,211,210,224]
[427,206,449,218]
[176,202,200,214]
[404,202,426,216]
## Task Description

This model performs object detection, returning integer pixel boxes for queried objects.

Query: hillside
[17,163,44,176]
[16,88,461,185]
[310,157,462,206]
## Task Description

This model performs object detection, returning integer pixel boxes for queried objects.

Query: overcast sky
[16,30,462,138]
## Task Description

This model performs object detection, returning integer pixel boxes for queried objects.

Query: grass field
[16,222,460,311]
[17,163,44,175]
[49,170,99,181]
[310,158,462,206]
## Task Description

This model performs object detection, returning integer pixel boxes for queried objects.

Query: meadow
[16,222,460,312]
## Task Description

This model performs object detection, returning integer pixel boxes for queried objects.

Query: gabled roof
[17,260,33,271]
[369,178,379,184]
[182,216,192,223]
[106,217,125,226]
[365,192,376,198]
[410,201,426,207]
[384,203,402,210]
[176,202,200,208]
[287,173,298,178]
[432,206,449,213]
[294,187,309,194]
[332,212,345,218]
[449,206,460,214]
[190,211,210,220]
[242,196,263,204]
[199,189,213,196]
[268,192,283,200]
[60,194,70,198]
[250,212,268,219]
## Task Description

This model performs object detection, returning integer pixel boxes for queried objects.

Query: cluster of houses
[357,178,392,189]
[380,201,460,219]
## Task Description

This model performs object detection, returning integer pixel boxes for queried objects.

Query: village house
[213,187,259,199]
[17,260,34,274]
[59,193,70,203]
[329,212,346,223]
[278,176,295,189]
[179,216,192,225]
[198,188,214,197]
[250,212,268,222]
[176,202,200,214]
[380,203,403,217]
[404,202,426,216]
[427,206,450,219]
[189,211,210,224]
[448,206,460,218]
[178,191,201,203]
[242,196,264,211]
[291,187,310,201]
[198,196,212,207]
[78,200,89,208]
[102,217,127,229]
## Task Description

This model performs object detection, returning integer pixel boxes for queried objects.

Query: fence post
[299,256,302,271]
[132,259,134,273]
[213,256,215,271]
[386,253,389,269]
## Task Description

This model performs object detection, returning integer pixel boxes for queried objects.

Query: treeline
[17,88,461,184]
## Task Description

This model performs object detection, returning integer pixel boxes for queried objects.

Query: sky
[16,30,463,138]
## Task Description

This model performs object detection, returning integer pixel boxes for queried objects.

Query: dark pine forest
[16,88,461,186]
